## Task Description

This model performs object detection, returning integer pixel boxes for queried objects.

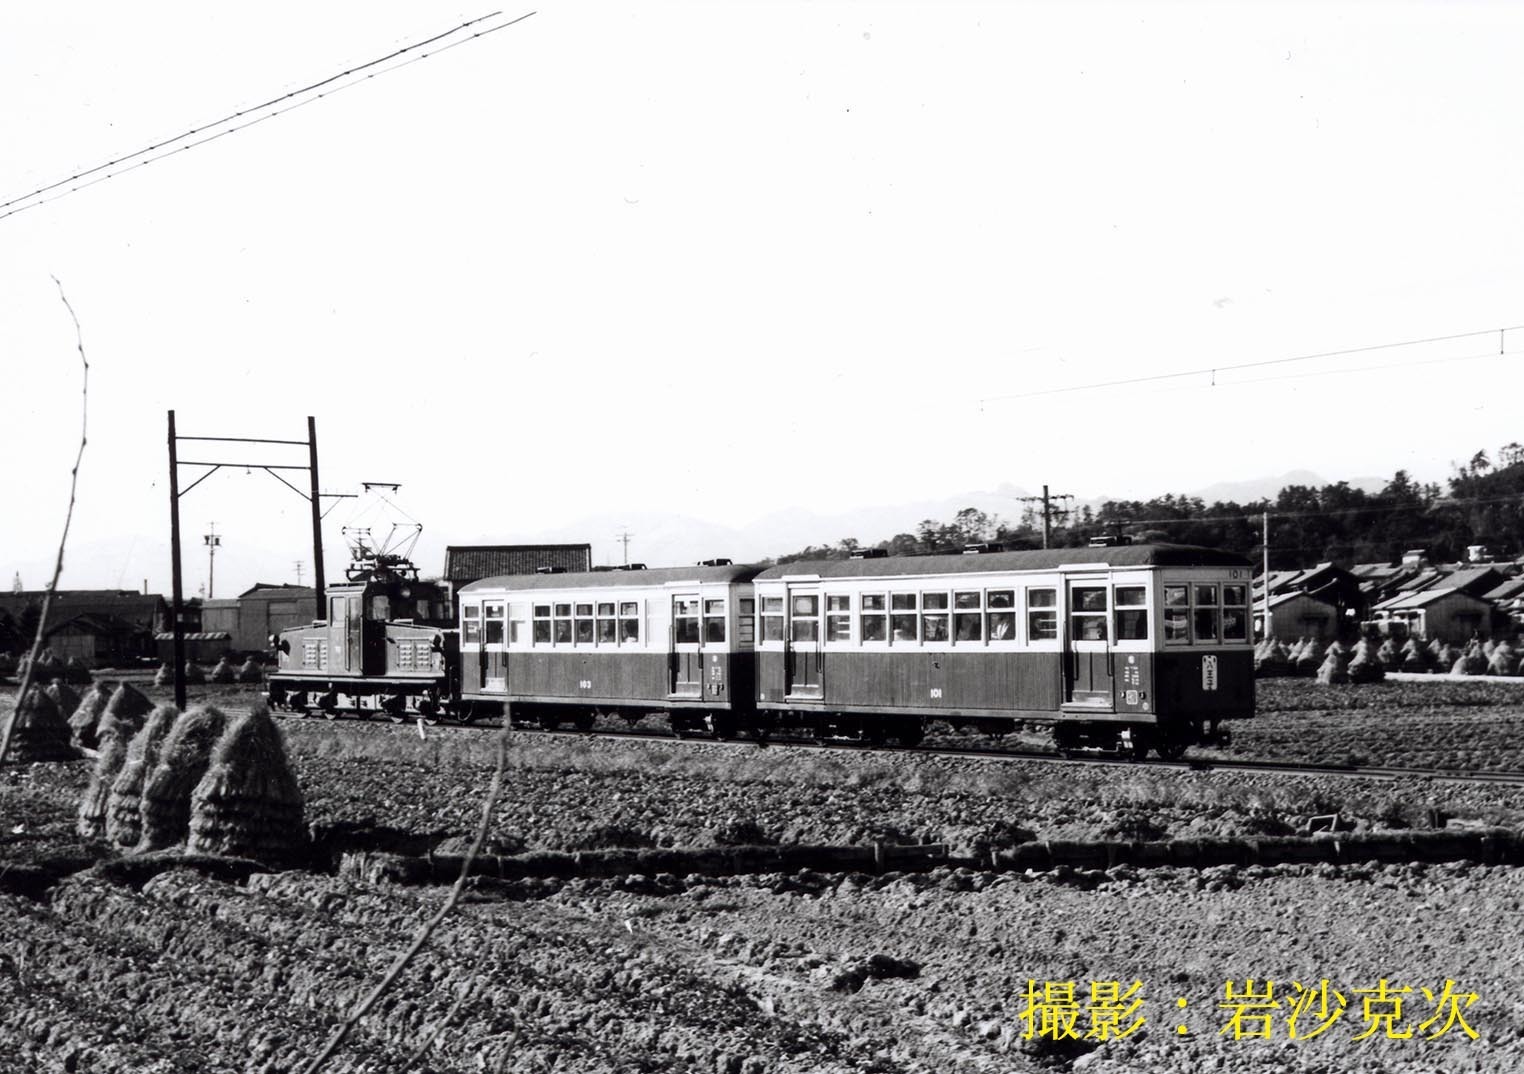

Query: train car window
[1026,587,1057,641]
[922,613,949,641]
[1193,607,1219,643]
[704,599,727,643]
[1114,586,1148,640]
[483,602,505,645]
[1070,587,1108,641]
[576,618,595,643]
[1193,585,1218,608]
[555,603,571,616]
[1163,585,1190,644]
[922,592,949,610]
[1221,585,1248,640]
[891,593,916,611]
[674,599,700,644]
[553,602,572,643]
[463,604,482,645]
[824,595,850,642]
[739,598,756,645]
[860,594,886,642]
[890,593,917,642]
[985,589,1015,642]
[761,596,785,641]
[619,601,640,643]
[790,595,820,642]
[533,605,551,644]
[988,590,1014,608]
[575,602,593,617]
[954,591,979,609]
[954,606,982,642]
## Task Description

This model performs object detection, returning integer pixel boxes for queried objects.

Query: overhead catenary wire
[979,325,1524,404]
[0,11,536,223]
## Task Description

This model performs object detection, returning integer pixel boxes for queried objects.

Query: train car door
[460,602,484,691]
[328,595,358,674]
[1063,578,1113,707]
[482,601,507,691]
[671,595,702,696]
[785,589,823,698]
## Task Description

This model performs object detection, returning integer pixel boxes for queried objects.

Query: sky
[3,1,1523,596]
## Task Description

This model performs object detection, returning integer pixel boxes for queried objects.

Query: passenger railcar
[752,544,1255,757]
[456,563,763,735]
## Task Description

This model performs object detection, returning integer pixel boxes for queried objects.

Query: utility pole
[203,522,220,600]
[1261,510,1271,640]
[294,560,304,586]
[167,411,187,710]
[1017,484,1074,549]
[615,528,633,567]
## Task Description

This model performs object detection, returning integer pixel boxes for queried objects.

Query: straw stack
[61,655,93,684]
[44,679,82,724]
[4,686,76,762]
[1316,647,1350,685]
[236,657,264,684]
[153,663,173,687]
[137,704,229,851]
[183,661,206,685]
[188,704,304,861]
[1347,639,1386,684]
[1488,639,1520,677]
[77,693,149,839]
[105,704,180,848]
[67,679,117,750]
[209,656,237,684]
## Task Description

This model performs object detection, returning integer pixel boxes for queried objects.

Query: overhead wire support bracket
[165,411,336,709]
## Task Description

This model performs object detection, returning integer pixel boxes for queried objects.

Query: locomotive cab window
[1070,586,1107,641]
[738,598,756,646]
[1114,586,1148,641]
[1027,587,1057,641]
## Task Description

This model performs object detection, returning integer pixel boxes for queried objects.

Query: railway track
[272,707,1524,789]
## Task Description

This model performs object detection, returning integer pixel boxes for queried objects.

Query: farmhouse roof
[444,544,593,585]
[1373,587,1490,612]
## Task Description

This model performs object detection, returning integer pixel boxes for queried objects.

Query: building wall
[1267,595,1337,640]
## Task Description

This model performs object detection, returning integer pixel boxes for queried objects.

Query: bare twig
[300,724,510,1074]
[0,277,89,766]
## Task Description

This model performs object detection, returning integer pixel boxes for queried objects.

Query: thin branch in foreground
[0,276,89,766]
[299,724,511,1074]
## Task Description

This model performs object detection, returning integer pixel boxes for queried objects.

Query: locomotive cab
[268,552,459,719]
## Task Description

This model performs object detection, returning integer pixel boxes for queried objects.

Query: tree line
[772,443,1524,570]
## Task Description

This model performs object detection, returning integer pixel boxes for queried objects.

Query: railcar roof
[755,544,1250,580]
[462,563,765,592]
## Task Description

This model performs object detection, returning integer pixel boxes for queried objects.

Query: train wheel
[704,712,736,741]
[1157,739,1189,762]
[537,711,560,732]
[571,712,595,732]
[893,719,925,748]
[319,691,340,720]
[1127,731,1151,762]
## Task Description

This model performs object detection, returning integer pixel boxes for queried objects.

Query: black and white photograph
[4,2,1524,1071]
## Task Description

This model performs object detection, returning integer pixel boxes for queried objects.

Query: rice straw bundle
[1347,639,1385,684]
[1315,648,1350,686]
[96,683,153,745]
[44,679,81,723]
[105,704,180,847]
[137,704,229,851]
[4,686,76,762]
[236,657,264,684]
[209,655,236,684]
[183,661,206,685]
[76,688,151,838]
[188,704,304,861]
[153,663,173,687]
[67,679,117,750]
